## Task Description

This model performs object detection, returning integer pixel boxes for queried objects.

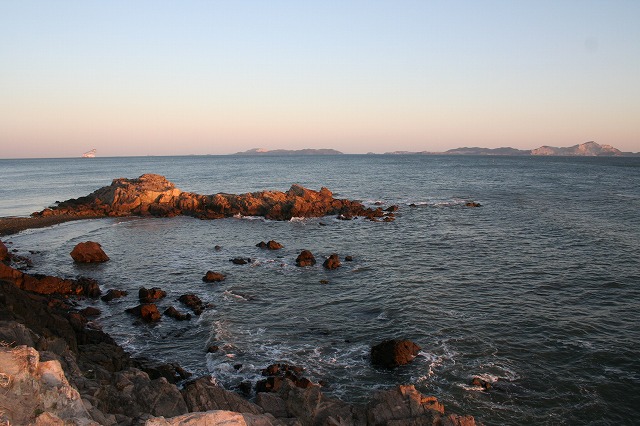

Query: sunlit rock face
[33,174,396,221]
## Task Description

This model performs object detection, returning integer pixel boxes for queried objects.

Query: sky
[1,0,639,158]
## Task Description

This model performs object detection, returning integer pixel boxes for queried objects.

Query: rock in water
[70,241,110,263]
[125,304,162,322]
[256,240,284,250]
[371,339,421,368]
[295,250,316,267]
[139,286,167,302]
[202,271,226,282]
[323,253,341,269]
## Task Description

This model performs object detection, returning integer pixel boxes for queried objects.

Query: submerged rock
[230,257,251,265]
[101,288,128,302]
[70,241,110,263]
[178,294,207,315]
[164,306,191,321]
[371,339,421,368]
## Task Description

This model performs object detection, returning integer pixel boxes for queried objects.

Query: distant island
[234,148,343,155]
[385,141,639,157]
[233,142,637,157]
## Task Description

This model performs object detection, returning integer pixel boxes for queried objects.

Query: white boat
[82,149,96,158]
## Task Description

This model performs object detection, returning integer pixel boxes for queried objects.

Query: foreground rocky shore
[0,237,479,425]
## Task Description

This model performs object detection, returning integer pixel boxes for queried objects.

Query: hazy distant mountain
[384,141,635,156]
[530,141,623,156]
[234,148,343,155]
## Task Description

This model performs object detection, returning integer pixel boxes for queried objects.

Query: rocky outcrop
[139,287,167,302]
[125,304,162,322]
[178,294,207,315]
[0,262,100,297]
[322,254,341,270]
[70,241,110,263]
[33,174,396,222]
[295,250,316,267]
[257,240,283,250]
[101,289,128,302]
[202,271,226,282]
[371,339,421,368]
[0,345,96,426]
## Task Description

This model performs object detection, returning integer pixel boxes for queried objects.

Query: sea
[1,154,639,425]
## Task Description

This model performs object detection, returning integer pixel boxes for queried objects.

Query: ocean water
[1,154,639,425]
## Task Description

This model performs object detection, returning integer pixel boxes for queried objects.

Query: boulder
[101,289,128,302]
[164,306,191,321]
[70,241,110,263]
[295,250,316,267]
[178,294,206,315]
[125,304,162,322]
[344,255,353,262]
[230,257,250,265]
[322,253,341,270]
[181,376,263,414]
[256,240,283,250]
[139,286,167,302]
[371,339,421,368]
[465,202,482,207]
[80,306,101,317]
[202,271,226,282]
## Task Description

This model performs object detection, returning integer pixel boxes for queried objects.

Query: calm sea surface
[1,155,639,425]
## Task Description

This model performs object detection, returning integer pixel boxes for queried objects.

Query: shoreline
[0,215,90,237]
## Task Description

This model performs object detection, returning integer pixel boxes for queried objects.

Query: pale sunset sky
[1,0,639,158]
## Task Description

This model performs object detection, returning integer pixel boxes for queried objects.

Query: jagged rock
[256,240,283,250]
[0,345,95,425]
[181,376,263,414]
[101,289,128,302]
[164,306,191,321]
[371,339,421,368]
[125,304,162,322]
[139,286,167,302]
[178,294,206,315]
[135,358,192,384]
[322,254,341,270]
[145,411,281,426]
[202,271,226,282]
[295,250,315,267]
[0,262,100,297]
[33,174,393,222]
[70,241,110,263]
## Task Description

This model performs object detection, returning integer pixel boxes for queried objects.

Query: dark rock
[256,240,283,250]
[295,250,316,267]
[125,304,161,322]
[238,380,252,396]
[181,376,263,414]
[163,306,191,321]
[230,257,250,265]
[206,345,220,353]
[0,240,8,261]
[101,289,128,302]
[385,205,399,212]
[319,280,329,284]
[466,201,482,207]
[202,271,226,282]
[138,286,167,302]
[178,293,206,315]
[134,357,192,384]
[214,245,222,251]
[371,339,421,368]
[80,306,101,317]
[70,241,110,263]
[344,255,353,261]
[256,376,284,393]
[322,253,341,270]
[471,376,492,390]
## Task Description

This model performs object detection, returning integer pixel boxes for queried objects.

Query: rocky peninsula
[32,174,396,222]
